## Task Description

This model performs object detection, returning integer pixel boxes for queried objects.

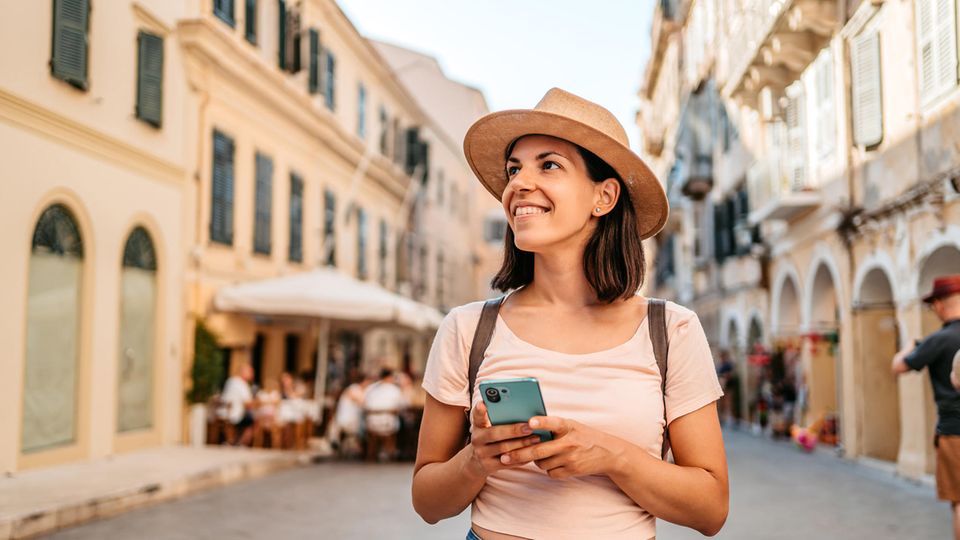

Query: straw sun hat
[463,88,669,240]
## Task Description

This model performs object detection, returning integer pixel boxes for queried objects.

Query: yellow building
[640,0,960,480]
[0,0,496,473]
[0,0,190,472]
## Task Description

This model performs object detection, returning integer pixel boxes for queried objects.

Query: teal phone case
[479,378,553,442]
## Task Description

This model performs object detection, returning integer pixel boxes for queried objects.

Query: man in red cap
[893,274,960,537]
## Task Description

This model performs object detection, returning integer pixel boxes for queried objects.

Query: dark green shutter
[245,0,257,43]
[357,208,367,279]
[324,190,336,266]
[277,0,286,69]
[254,153,272,255]
[136,31,164,128]
[214,0,235,26]
[308,28,320,94]
[289,174,303,262]
[51,0,90,90]
[211,131,235,245]
[324,51,336,109]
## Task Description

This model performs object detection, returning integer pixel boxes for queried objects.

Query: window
[357,207,368,279]
[51,0,90,90]
[484,216,507,243]
[813,49,836,160]
[211,130,235,245]
[289,173,303,262]
[136,31,164,128]
[245,0,257,44]
[851,25,883,147]
[324,51,336,110]
[23,204,84,452]
[417,244,428,300]
[392,118,403,165]
[214,0,235,26]
[323,189,336,266]
[118,227,157,433]
[379,106,389,155]
[284,334,299,374]
[308,28,320,94]
[277,0,300,72]
[379,219,389,286]
[785,82,807,189]
[357,83,367,139]
[253,153,273,255]
[916,0,958,105]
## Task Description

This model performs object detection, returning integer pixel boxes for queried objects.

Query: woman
[412,89,728,539]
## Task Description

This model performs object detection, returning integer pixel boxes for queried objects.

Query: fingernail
[529,419,540,428]
[521,425,532,434]
[501,454,511,464]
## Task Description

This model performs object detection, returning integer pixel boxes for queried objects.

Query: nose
[508,166,536,193]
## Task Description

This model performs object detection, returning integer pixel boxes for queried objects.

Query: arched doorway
[117,227,158,433]
[918,245,960,472]
[855,267,900,461]
[23,204,85,453]
[807,263,841,445]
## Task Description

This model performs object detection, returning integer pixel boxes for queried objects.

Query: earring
[595,207,601,214]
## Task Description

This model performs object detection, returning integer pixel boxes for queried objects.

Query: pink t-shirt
[422,297,723,540]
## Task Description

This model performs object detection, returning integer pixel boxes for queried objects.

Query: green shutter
[254,153,273,255]
[136,31,164,128]
[245,0,257,44]
[211,131,235,245]
[308,28,320,94]
[214,0,235,26]
[289,174,303,262]
[324,51,336,109]
[51,0,90,89]
[278,0,286,69]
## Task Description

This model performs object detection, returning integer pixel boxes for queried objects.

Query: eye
[543,161,560,170]
[506,165,520,177]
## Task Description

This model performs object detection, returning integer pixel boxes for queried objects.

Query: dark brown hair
[490,141,646,303]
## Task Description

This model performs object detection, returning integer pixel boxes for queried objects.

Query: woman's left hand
[499,416,625,479]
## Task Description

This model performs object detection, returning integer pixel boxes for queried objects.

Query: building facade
[640,0,960,479]
[0,0,496,473]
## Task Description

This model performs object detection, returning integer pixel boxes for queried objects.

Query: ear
[594,178,621,214]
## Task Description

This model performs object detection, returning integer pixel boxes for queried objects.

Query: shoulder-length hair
[490,142,646,303]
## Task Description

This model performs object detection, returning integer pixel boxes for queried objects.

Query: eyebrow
[506,151,569,163]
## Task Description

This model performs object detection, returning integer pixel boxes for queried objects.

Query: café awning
[213,267,444,331]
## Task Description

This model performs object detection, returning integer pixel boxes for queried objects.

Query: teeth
[515,206,548,216]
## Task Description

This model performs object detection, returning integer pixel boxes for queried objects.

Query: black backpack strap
[463,296,505,442]
[647,298,671,459]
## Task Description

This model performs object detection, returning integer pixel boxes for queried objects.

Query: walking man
[893,275,960,538]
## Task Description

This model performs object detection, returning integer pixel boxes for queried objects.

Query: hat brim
[463,109,669,240]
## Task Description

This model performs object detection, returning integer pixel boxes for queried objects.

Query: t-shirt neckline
[495,312,650,357]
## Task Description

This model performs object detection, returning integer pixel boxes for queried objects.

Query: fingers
[473,420,534,445]
[471,401,492,429]
[528,416,569,436]
[501,439,564,466]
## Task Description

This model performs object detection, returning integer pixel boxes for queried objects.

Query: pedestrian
[327,371,372,458]
[412,88,728,539]
[716,349,738,426]
[892,274,960,539]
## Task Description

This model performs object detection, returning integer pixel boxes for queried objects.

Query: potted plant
[186,320,225,447]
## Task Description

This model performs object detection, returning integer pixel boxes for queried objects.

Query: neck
[524,239,602,309]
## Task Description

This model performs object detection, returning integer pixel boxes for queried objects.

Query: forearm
[607,443,727,536]
[412,444,486,524]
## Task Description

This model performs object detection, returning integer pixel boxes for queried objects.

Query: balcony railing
[746,147,820,223]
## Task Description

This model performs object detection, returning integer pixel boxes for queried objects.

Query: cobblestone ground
[47,430,950,539]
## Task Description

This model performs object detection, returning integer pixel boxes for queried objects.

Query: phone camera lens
[485,387,500,403]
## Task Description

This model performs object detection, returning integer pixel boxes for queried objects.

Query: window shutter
[136,32,164,128]
[277,0,286,69]
[323,190,336,267]
[214,0,235,26]
[815,52,836,159]
[254,153,272,255]
[935,0,958,94]
[324,52,336,109]
[245,0,257,44]
[785,86,807,190]
[211,131,235,245]
[308,28,320,94]
[851,29,883,147]
[289,173,303,262]
[51,0,90,89]
[713,203,725,262]
[357,208,367,279]
[285,8,301,73]
[357,84,366,138]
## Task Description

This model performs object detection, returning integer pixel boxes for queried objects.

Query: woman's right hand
[466,401,542,478]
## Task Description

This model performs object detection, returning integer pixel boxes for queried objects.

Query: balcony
[746,150,821,223]
[721,0,835,100]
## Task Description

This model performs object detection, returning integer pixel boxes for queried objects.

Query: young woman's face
[502,135,611,252]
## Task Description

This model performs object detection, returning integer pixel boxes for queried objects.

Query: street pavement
[47,429,951,539]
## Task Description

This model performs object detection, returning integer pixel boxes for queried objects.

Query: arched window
[23,204,84,452]
[118,227,158,432]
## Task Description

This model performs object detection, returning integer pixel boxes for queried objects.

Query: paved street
[47,430,950,539]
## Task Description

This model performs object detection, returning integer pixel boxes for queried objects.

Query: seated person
[363,368,409,461]
[221,363,256,446]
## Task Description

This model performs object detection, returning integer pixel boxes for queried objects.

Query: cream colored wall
[0,2,189,472]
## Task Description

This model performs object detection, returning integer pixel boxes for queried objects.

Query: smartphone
[479,377,552,442]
